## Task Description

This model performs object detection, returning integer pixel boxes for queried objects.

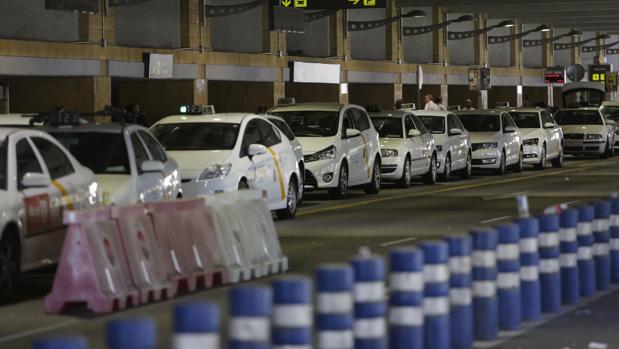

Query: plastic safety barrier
[272,277,313,349]
[445,235,473,349]
[471,229,499,341]
[538,214,561,313]
[578,205,597,297]
[496,223,521,331]
[351,256,387,349]
[316,264,354,349]
[229,286,272,349]
[420,241,450,349]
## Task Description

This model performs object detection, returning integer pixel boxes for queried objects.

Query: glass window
[271,111,340,137]
[50,132,130,175]
[138,131,167,162]
[555,110,603,125]
[419,115,446,134]
[241,120,261,157]
[452,114,465,130]
[342,112,354,137]
[31,138,74,180]
[405,116,416,136]
[151,123,240,151]
[257,119,282,148]
[268,118,295,141]
[370,117,403,138]
[458,114,501,132]
[351,109,371,131]
[603,106,619,121]
[510,112,541,129]
[412,116,428,134]
[16,139,43,187]
[447,115,458,131]
[131,133,150,171]
[541,112,555,126]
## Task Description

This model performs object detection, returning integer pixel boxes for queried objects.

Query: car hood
[561,125,605,134]
[297,137,337,155]
[470,132,501,143]
[379,137,406,149]
[167,150,232,171]
[519,128,544,140]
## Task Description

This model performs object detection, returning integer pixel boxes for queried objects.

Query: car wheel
[610,139,615,158]
[551,145,564,168]
[238,179,249,190]
[495,151,506,175]
[513,148,524,173]
[440,154,451,182]
[329,163,349,199]
[0,232,20,302]
[364,158,381,194]
[396,156,411,189]
[422,154,437,185]
[276,177,298,220]
[461,152,473,179]
[534,145,546,170]
[601,140,612,159]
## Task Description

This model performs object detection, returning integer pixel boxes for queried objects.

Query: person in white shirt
[424,94,442,111]
[435,96,448,111]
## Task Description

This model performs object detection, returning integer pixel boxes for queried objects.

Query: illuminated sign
[589,64,611,83]
[274,0,386,9]
[544,67,565,84]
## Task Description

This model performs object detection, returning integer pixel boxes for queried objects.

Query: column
[571,34,582,65]
[330,10,350,59]
[596,32,606,65]
[510,20,523,68]
[339,70,349,104]
[193,65,208,106]
[273,68,286,107]
[542,30,554,68]
[93,76,112,113]
[432,6,447,65]
[180,0,209,50]
[386,2,403,63]
[78,2,115,45]
[474,13,488,66]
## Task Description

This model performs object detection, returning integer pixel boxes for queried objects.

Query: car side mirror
[607,119,616,126]
[141,160,165,173]
[449,128,462,136]
[504,126,516,133]
[407,129,421,137]
[345,128,361,138]
[543,122,555,129]
[21,172,51,189]
[248,143,268,158]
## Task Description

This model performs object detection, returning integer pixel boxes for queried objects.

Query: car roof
[410,110,452,117]
[456,109,505,116]
[369,111,408,118]
[0,127,54,142]
[510,108,544,113]
[556,107,600,112]
[270,102,345,112]
[602,101,619,107]
[40,123,147,134]
[0,114,36,125]
[156,113,254,125]
[265,114,285,122]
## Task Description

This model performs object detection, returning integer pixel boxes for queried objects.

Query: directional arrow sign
[272,0,386,9]
[281,0,292,7]
[348,0,360,5]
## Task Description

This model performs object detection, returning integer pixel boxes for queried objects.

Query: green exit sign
[274,0,386,9]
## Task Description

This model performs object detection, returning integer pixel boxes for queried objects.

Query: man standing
[424,94,442,111]
[463,98,475,110]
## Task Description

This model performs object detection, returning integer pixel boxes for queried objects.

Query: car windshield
[0,140,6,190]
[458,114,500,132]
[51,132,130,174]
[603,106,619,121]
[268,118,295,141]
[418,115,446,134]
[271,111,339,137]
[370,117,403,138]
[554,110,603,126]
[510,112,541,129]
[151,123,240,151]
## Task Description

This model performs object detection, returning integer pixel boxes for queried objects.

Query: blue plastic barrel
[351,256,387,349]
[173,303,219,349]
[229,287,272,349]
[517,218,541,321]
[538,214,561,313]
[471,229,498,341]
[444,235,473,349]
[316,264,354,349]
[578,205,597,297]
[593,201,611,291]
[496,223,521,330]
[106,319,156,349]
[420,241,451,349]
[272,277,312,349]
[559,208,580,305]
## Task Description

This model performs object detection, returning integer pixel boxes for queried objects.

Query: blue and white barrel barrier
[471,229,498,341]
[496,223,521,331]
[559,208,580,305]
[517,218,541,321]
[419,241,451,349]
[272,277,313,349]
[106,319,156,349]
[611,197,619,283]
[538,214,561,313]
[445,235,473,349]
[351,256,387,349]
[316,264,354,349]
[388,247,424,349]
[578,205,597,297]
[33,337,88,349]
[593,201,611,291]
[229,286,272,349]
[173,303,219,349]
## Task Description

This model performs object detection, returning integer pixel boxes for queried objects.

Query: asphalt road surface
[2,156,619,349]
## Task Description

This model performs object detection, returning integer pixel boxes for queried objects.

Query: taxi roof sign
[180,105,216,115]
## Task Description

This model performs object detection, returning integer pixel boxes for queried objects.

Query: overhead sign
[606,72,618,92]
[468,68,491,91]
[144,53,173,79]
[290,62,340,84]
[273,0,386,9]
[589,64,611,83]
[544,67,566,84]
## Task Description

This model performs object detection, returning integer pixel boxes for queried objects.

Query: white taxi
[600,101,619,151]
[416,111,472,181]
[457,110,523,174]
[151,113,302,219]
[46,124,181,205]
[266,114,305,202]
[509,108,564,169]
[369,111,437,188]
[269,103,382,199]
[0,128,96,298]
[555,108,615,158]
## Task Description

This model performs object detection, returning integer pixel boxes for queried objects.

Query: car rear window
[555,110,603,126]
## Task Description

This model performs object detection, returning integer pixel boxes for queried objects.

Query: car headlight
[199,163,232,181]
[304,145,337,163]
[523,138,539,146]
[585,134,603,140]
[435,145,443,152]
[381,149,399,158]
[473,142,499,151]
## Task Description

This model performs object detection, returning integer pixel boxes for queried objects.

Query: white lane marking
[482,191,531,201]
[380,237,418,247]
[0,320,80,343]
[480,216,512,224]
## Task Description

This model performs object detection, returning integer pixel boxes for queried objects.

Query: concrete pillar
[386,2,403,63]
[547,85,554,107]
[262,3,286,54]
[571,35,582,65]
[479,90,488,109]
[78,2,115,44]
[542,30,554,67]
[180,0,209,50]
[93,76,112,112]
[273,68,286,107]
[330,10,350,59]
[474,13,488,66]
[339,70,349,104]
[596,32,606,64]
[440,84,448,107]
[510,20,523,68]
[432,6,447,65]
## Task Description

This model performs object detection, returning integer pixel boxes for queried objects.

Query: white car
[509,108,564,169]
[266,114,305,201]
[0,114,37,127]
[457,110,523,174]
[555,108,616,158]
[369,111,437,187]
[151,113,302,219]
[46,124,181,205]
[416,111,472,181]
[600,101,619,151]
[269,103,382,198]
[0,128,96,298]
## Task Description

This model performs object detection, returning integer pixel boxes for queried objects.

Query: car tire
[276,177,298,220]
[601,140,612,159]
[329,163,349,199]
[495,151,506,175]
[364,158,381,195]
[534,145,546,170]
[513,148,524,173]
[460,151,473,179]
[440,154,451,182]
[551,145,564,168]
[0,232,20,302]
[422,154,437,185]
[396,156,411,189]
